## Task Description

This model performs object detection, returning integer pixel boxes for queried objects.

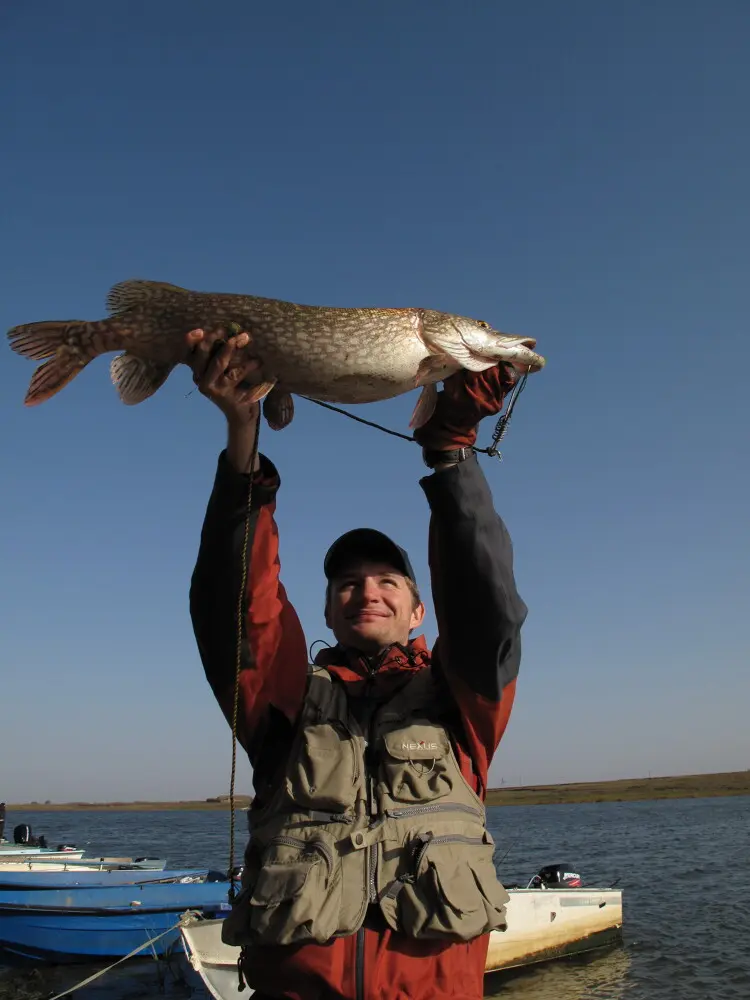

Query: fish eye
[477,320,489,329]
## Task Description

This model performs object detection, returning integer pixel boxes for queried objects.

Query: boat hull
[0,883,233,963]
[180,887,623,999]
[0,908,194,962]
[0,849,86,863]
[0,869,211,890]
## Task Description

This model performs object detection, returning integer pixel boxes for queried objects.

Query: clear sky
[2,1,748,803]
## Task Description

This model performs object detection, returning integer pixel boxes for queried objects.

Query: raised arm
[414,367,529,791]
[187,329,308,773]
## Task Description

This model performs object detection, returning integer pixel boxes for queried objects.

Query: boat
[0,880,235,962]
[180,872,623,999]
[0,856,168,873]
[0,868,216,890]
[0,847,86,863]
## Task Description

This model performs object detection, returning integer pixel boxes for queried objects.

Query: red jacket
[190,451,527,1000]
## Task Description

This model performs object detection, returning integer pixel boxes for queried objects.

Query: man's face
[325,560,425,655]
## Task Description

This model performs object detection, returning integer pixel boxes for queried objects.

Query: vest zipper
[413,834,485,873]
[270,835,334,874]
[387,802,484,820]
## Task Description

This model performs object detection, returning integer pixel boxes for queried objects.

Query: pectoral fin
[244,379,278,404]
[409,384,438,429]
[110,353,175,404]
[414,353,455,386]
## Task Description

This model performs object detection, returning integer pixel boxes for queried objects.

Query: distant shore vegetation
[8,770,749,811]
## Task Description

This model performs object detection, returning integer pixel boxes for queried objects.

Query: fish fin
[240,379,277,403]
[106,279,190,316]
[110,353,175,405]
[8,321,95,405]
[263,388,294,430]
[414,353,456,386]
[409,384,439,429]
[8,320,86,361]
[22,353,90,406]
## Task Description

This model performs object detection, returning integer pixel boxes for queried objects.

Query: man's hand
[186,327,263,474]
[413,364,516,455]
[186,327,263,427]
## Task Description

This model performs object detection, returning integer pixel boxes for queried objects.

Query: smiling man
[188,327,528,1000]
[324,531,424,652]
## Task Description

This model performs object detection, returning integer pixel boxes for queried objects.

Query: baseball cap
[323,528,417,585]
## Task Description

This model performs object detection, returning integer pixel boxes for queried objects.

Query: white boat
[180,886,623,999]
[0,848,86,863]
[0,856,166,873]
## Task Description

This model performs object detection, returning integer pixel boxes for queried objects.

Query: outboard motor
[13,824,38,846]
[528,863,582,889]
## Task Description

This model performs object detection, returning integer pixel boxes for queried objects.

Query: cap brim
[324,528,417,584]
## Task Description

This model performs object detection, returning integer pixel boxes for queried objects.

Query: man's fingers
[186,328,206,348]
[200,337,260,389]
[201,334,243,384]
[223,365,246,383]
[186,327,260,397]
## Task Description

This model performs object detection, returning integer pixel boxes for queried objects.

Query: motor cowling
[13,824,35,845]
[529,863,582,888]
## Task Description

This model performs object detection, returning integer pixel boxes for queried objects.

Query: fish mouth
[471,335,546,373]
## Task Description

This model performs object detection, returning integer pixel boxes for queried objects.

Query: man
[189,326,528,1000]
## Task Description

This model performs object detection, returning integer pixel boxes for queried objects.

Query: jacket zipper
[356,926,365,1000]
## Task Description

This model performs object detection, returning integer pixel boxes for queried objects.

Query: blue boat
[0,881,233,962]
[0,868,216,890]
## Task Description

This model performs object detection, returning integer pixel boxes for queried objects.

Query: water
[1,796,748,999]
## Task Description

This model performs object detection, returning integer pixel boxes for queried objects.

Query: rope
[219,355,527,899]
[228,414,261,900]
[298,396,415,443]
[42,917,188,1000]
[299,367,531,461]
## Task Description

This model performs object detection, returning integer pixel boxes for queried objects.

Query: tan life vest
[222,665,509,948]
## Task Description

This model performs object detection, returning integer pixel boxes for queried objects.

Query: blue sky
[1,1,748,802]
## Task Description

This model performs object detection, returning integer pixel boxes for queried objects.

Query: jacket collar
[313,634,430,683]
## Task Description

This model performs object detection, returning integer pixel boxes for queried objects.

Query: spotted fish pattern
[7,279,545,430]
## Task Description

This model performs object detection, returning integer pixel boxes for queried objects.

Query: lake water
[2,795,748,1000]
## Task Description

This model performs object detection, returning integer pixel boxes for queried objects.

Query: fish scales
[7,279,545,430]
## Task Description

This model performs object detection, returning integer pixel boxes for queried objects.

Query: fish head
[423,310,545,376]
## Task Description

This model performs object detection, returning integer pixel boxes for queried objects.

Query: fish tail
[8,320,100,406]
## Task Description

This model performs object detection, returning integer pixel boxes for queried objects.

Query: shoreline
[6,770,749,811]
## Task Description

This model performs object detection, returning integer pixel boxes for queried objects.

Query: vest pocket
[286,723,359,811]
[379,834,509,941]
[247,835,342,945]
[380,728,454,804]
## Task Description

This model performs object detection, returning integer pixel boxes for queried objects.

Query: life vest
[222,665,509,947]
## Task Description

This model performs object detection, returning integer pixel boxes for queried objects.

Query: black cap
[323,528,417,585]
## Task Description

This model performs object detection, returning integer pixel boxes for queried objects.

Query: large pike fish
[7,280,545,429]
